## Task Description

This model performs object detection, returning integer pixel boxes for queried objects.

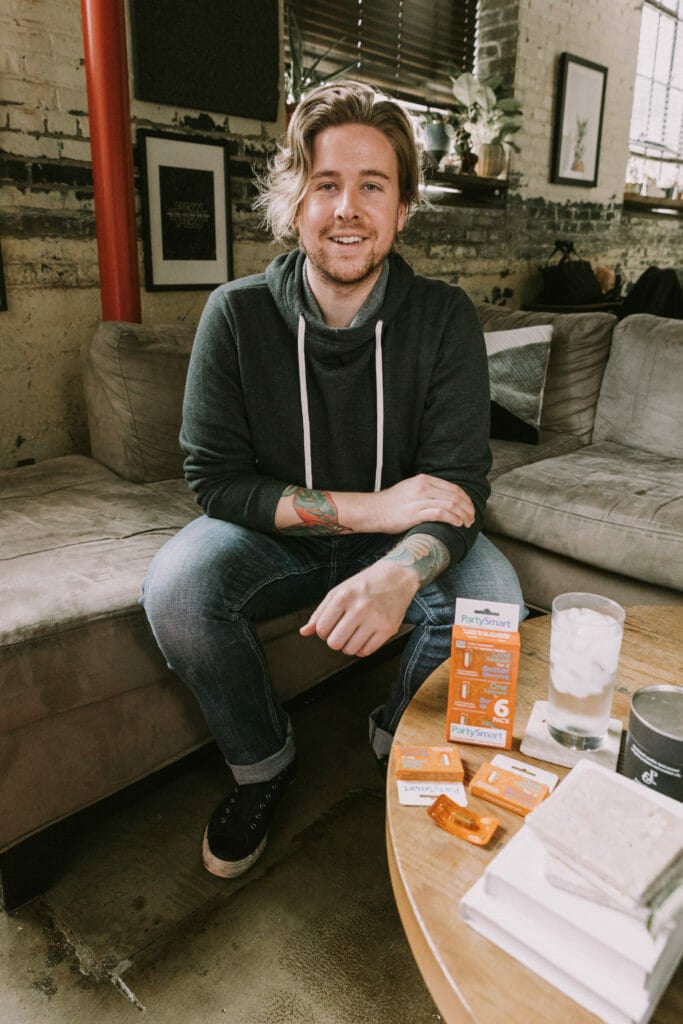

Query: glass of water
[548,592,625,750]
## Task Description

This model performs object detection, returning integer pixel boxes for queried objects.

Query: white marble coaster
[520,701,622,770]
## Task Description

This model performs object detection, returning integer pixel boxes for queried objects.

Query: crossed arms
[275,474,475,658]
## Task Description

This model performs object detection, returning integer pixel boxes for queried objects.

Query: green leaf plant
[449,71,524,152]
[285,3,357,105]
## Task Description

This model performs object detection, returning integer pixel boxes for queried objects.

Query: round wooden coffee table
[386,606,683,1024]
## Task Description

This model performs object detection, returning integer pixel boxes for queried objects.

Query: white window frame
[627,0,683,199]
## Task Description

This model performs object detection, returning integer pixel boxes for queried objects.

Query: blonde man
[143,82,523,879]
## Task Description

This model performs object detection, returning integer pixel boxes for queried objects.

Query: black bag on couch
[538,240,604,306]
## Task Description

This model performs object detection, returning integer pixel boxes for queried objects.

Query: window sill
[622,193,683,217]
[422,172,508,208]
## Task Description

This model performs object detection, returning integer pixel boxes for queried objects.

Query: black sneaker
[202,760,297,878]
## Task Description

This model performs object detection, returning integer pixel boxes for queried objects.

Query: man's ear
[397,202,408,233]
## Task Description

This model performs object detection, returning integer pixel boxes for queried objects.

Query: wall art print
[551,53,608,188]
[138,130,233,290]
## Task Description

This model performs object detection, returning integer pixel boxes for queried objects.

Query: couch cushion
[477,306,615,443]
[484,324,552,443]
[592,313,683,458]
[485,441,683,592]
[489,431,581,481]
[0,455,201,728]
[0,455,354,741]
[82,321,194,483]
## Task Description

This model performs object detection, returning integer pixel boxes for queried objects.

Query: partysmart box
[446,599,520,749]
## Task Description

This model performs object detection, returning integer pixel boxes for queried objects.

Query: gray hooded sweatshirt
[180,249,491,565]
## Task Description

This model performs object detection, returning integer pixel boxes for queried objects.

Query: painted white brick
[24,52,85,91]
[0,20,53,57]
[55,86,90,119]
[56,137,93,162]
[6,106,46,136]
[44,108,84,138]
[0,50,24,77]
[1,75,54,108]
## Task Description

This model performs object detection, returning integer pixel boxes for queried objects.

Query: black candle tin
[621,685,683,801]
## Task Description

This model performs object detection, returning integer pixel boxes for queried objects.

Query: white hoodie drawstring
[297,315,313,488]
[373,319,384,492]
[296,314,385,493]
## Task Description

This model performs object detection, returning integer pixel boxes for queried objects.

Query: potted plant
[285,3,356,110]
[448,71,523,177]
[416,111,451,170]
[415,110,478,175]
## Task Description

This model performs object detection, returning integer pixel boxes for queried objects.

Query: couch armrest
[82,321,195,482]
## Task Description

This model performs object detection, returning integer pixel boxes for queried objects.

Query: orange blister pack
[394,743,464,782]
[470,762,550,816]
[427,793,499,846]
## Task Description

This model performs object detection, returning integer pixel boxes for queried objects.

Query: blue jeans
[141,517,524,783]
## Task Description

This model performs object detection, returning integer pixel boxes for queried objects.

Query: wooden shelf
[623,193,683,216]
[422,171,508,208]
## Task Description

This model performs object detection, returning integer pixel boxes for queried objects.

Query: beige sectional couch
[479,306,683,611]
[1,307,681,908]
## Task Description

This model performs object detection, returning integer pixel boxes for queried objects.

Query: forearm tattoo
[384,534,451,588]
[281,485,351,535]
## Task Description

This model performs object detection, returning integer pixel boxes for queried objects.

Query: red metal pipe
[80,0,141,322]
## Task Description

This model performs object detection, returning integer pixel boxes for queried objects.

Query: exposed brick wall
[0,0,682,469]
[477,0,520,85]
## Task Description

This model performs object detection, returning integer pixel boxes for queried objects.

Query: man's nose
[334,188,359,219]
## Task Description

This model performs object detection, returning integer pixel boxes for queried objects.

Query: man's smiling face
[294,123,407,296]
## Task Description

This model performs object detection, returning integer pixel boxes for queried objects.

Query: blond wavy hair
[254,80,423,244]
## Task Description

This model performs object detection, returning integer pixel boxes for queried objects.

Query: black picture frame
[137,130,233,291]
[0,238,7,312]
[551,53,608,187]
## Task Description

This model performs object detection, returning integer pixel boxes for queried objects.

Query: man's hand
[371,474,475,533]
[300,559,419,657]
[300,534,451,658]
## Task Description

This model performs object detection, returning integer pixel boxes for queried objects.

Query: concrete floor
[0,648,441,1024]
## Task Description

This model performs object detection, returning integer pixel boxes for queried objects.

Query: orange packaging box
[446,599,520,750]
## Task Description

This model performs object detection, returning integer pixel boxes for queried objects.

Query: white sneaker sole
[201,828,268,879]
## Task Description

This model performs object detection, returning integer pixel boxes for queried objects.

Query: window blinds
[287,0,477,107]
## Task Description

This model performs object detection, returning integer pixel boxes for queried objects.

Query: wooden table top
[386,606,683,1024]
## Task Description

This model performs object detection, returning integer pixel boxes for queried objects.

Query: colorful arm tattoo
[384,534,451,588]
[280,485,351,535]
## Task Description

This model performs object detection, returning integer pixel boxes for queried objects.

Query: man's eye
[317,182,337,191]
[363,182,381,191]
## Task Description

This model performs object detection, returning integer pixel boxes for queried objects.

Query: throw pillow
[484,324,553,444]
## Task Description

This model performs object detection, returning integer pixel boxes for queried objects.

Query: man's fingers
[417,479,475,525]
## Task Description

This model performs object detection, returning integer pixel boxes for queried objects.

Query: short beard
[299,239,394,290]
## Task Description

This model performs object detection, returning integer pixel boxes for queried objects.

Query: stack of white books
[460,760,683,1024]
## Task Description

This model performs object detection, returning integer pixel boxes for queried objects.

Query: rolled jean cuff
[229,718,295,784]
[368,709,394,760]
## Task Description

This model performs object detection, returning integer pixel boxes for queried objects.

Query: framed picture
[138,130,233,290]
[551,53,608,187]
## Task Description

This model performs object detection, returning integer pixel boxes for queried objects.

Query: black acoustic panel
[129,0,279,121]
